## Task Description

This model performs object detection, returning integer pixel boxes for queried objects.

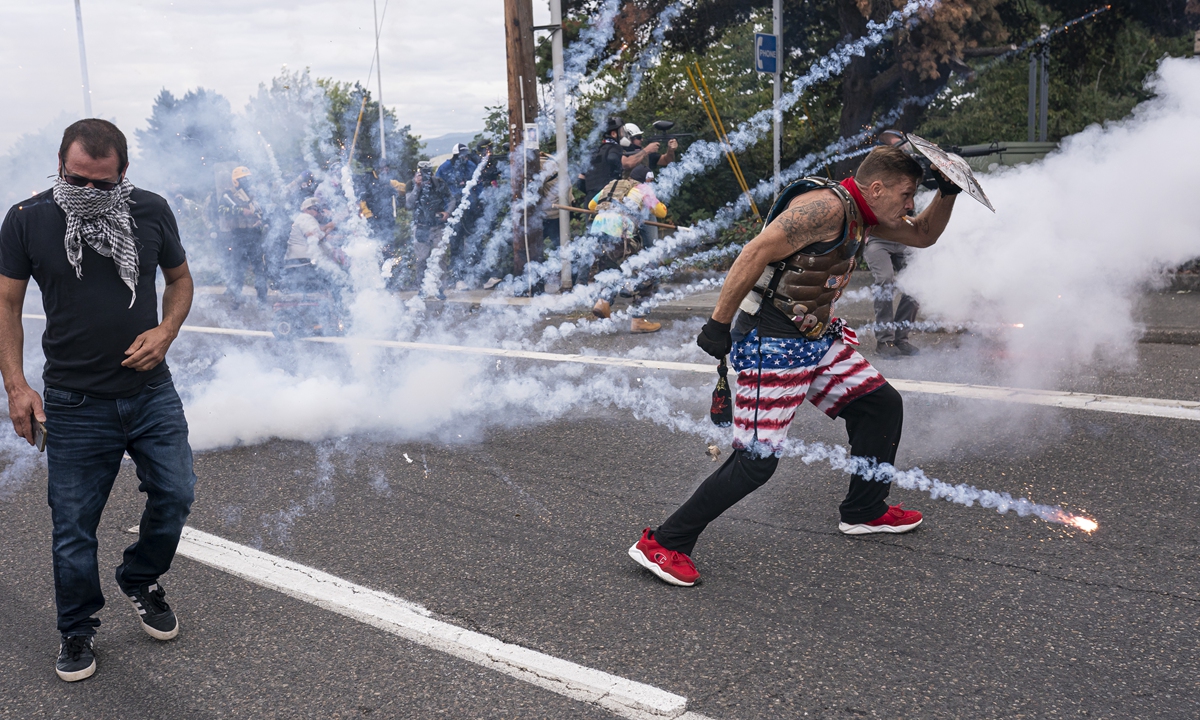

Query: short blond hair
[856,145,923,185]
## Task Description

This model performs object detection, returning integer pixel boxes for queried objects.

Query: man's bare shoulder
[769,189,844,250]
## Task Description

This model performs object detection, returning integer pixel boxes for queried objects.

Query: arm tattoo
[771,195,841,250]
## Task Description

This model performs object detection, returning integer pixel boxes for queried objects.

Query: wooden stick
[551,204,679,230]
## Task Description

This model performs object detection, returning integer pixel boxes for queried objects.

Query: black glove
[697,317,733,360]
[933,168,962,197]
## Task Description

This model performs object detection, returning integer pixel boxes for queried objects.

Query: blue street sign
[755,33,778,74]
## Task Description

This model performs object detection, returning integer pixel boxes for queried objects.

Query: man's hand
[413,172,423,186]
[6,383,44,446]
[643,142,661,155]
[933,168,962,197]
[122,325,177,371]
[437,211,449,222]
[697,317,733,360]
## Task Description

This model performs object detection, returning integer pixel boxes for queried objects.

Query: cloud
[0,1,545,154]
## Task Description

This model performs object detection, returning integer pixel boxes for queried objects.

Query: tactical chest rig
[739,177,869,339]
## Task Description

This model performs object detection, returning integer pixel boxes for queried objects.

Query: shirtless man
[628,145,961,586]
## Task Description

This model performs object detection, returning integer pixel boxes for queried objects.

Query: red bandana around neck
[839,177,879,227]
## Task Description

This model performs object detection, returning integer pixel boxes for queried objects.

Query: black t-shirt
[584,141,624,195]
[0,188,187,399]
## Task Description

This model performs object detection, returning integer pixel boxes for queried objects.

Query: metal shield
[905,133,996,212]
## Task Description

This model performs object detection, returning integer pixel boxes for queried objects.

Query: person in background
[436,143,481,214]
[620,122,678,174]
[0,119,197,681]
[866,130,925,357]
[283,197,336,292]
[578,117,626,197]
[217,166,268,307]
[587,164,668,334]
[406,160,449,293]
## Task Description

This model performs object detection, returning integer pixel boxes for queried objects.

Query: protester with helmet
[217,166,268,306]
[620,122,678,172]
[586,164,669,334]
[436,143,481,213]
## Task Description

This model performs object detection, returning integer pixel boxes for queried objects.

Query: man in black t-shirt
[0,120,196,682]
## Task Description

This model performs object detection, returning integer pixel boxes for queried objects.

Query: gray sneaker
[876,341,900,358]
[56,635,96,682]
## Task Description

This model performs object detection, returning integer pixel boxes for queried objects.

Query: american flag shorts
[729,324,887,452]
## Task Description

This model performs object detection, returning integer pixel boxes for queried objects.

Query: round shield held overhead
[905,133,996,212]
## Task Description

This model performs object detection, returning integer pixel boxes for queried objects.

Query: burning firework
[1053,511,1099,533]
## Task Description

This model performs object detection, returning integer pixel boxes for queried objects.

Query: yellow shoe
[592,299,611,319]
[631,317,661,333]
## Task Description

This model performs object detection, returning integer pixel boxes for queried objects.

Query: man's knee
[734,448,779,487]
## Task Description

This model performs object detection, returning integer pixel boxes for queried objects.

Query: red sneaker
[627,528,699,586]
[839,504,923,535]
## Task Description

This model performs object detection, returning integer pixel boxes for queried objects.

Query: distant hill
[420,131,483,157]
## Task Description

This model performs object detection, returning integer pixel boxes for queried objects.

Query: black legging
[654,383,904,556]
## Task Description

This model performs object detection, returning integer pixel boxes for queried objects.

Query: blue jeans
[43,378,196,637]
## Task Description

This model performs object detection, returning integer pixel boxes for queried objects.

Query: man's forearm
[0,306,28,392]
[916,192,956,241]
[160,277,194,336]
[711,247,770,324]
[621,150,648,169]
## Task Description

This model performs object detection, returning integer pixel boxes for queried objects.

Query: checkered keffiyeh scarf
[52,176,140,307]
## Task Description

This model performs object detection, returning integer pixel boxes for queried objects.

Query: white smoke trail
[655,0,942,199]
[773,438,1095,529]
[415,158,490,302]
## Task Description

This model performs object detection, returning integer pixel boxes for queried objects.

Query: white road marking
[26,313,1199,422]
[139,525,698,719]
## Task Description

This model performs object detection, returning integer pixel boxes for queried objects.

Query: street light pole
[773,0,782,199]
[373,0,387,163]
[74,0,92,117]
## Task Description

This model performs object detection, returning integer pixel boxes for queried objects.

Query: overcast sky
[0,1,554,155]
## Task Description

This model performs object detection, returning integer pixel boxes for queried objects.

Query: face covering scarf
[52,176,139,308]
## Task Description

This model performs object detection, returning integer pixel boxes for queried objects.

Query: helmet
[619,123,643,148]
[231,166,252,186]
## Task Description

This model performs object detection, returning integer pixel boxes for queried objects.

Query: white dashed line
[26,313,1198,422]
[135,525,704,719]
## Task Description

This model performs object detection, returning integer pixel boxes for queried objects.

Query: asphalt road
[1,304,1197,719]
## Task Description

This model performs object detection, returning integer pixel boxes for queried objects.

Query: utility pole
[550,0,571,290]
[74,0,92,116]
[772,0,782,199]
[504,0,541,292]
